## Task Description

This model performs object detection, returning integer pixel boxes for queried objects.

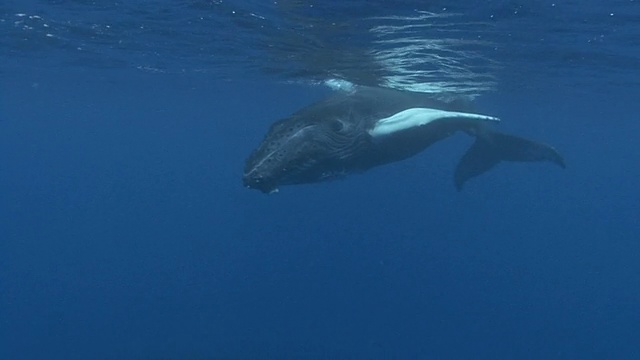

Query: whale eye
[330,119,345,132]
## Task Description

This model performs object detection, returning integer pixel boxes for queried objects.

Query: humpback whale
[243,86,565,193]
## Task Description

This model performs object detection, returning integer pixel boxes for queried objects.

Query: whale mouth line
[242,173,278,194]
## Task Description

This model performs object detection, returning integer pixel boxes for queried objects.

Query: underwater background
[1,1,639,359]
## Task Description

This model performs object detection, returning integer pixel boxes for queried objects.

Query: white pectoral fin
[369,107,500,138]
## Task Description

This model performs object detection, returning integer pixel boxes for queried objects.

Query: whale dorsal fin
[369,107,500,138]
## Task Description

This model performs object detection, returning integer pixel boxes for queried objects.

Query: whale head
[243,113,367,193]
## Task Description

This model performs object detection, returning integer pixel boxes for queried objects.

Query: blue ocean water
[1,1,639,359]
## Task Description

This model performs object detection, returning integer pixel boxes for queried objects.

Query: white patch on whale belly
[369,107,500,138]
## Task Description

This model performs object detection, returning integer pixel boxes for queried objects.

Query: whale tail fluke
[454,131,565,191]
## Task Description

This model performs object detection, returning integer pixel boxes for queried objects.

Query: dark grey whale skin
[243,86,565,193]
